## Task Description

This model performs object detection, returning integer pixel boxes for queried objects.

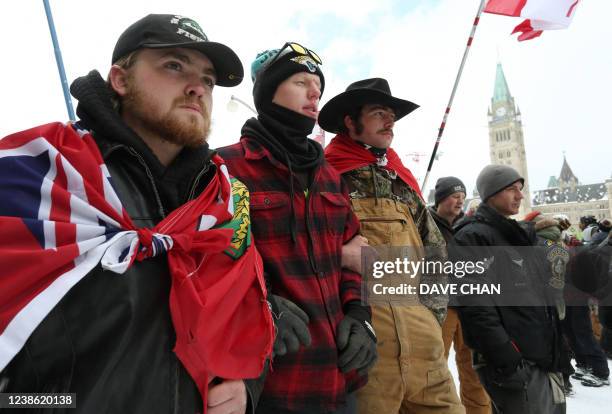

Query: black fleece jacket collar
[458,203,535,247]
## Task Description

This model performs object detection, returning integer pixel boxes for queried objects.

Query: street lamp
[227,95,257,115]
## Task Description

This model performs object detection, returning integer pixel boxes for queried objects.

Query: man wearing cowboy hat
[322,78,463,414]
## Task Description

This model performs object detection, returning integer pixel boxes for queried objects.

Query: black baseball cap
[112,14,243,87]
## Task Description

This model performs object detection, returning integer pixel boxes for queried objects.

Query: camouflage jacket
[342,164,448,324]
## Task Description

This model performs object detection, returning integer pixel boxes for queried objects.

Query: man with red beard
[0,14,273,414]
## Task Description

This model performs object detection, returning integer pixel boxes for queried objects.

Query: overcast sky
[2,0,611,196]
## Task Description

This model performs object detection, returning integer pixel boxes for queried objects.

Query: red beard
[122,83,211,148]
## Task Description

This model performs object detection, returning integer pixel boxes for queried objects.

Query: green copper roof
[493,63,512,103]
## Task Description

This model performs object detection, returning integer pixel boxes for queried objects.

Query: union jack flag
[0,122,273,411]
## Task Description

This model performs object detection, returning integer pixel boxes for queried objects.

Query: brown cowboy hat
[318,78,419,133]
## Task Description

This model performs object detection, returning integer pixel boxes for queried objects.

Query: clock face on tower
[495,107,507,117]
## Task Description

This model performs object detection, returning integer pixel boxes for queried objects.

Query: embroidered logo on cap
[290,56,318,73]
[170,15,208,42]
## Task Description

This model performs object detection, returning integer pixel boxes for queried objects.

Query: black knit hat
[112,14,243,87]
[251,43,325,112]
[476,164,524,201]
[434,176,466,206]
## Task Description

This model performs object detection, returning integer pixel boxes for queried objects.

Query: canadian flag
[484,0,580,41]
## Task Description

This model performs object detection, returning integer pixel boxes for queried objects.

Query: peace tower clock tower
[487,63,532,217]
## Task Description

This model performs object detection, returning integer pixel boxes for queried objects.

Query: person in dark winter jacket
[430,176,466,240]
[522,211,576,394]
[453,165,566,414]
[430,177,492,414]
[590,219,612,246]
[0,14,274,414]
[579,215,599,244]
[567,225,612,386]
[596,231,612,358]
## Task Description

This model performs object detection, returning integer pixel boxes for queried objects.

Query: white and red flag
[484,0,580,41]
[0,122,273,413]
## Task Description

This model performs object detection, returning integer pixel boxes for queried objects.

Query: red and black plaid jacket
[218,137,365,413]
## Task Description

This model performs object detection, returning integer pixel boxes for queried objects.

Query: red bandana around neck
[324,133,423,198]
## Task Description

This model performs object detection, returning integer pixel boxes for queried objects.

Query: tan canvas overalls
[351,197,464,414]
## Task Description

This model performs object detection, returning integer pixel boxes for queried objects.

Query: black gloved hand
[336,315,377,375]
[269,295,312,356]
[490,340,523,376]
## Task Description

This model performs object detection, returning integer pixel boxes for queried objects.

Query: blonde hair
[465,199,481,217]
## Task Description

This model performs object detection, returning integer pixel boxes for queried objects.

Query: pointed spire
[559,155,579,184]
[493,62,512,103]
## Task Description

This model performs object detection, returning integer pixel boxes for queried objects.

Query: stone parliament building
[488,63,611,224]
[428,63,611,225]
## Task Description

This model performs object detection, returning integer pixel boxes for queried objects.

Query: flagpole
[42,0,76,121]
[421,0,487,193]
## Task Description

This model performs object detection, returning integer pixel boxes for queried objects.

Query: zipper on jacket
[125,147,167,219]
[187,162,213,201]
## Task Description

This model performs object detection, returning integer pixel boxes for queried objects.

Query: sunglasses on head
[267,41,323,69]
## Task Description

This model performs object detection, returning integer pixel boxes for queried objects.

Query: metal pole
[230,95,257,115]
[421,0,487,192]
[42,0,76,121]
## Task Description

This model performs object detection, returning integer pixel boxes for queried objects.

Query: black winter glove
[269,295,312,356]
[336,315,377,375]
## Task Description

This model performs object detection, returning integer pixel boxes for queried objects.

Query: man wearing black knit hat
[429,177,492,414]
[218,43,376,414]
[453,164,566,413]
[431,177,467,239]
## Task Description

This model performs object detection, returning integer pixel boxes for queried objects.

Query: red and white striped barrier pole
[421,0,487,193]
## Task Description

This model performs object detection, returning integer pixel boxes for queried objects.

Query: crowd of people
[1,12,611,414]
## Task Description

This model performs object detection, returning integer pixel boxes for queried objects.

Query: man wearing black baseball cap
[111,14,243,87]
[0,14,272,414]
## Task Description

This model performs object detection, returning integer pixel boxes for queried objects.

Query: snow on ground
[447,349,612,413]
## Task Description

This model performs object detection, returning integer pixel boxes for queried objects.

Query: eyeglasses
[267,41,323,69]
